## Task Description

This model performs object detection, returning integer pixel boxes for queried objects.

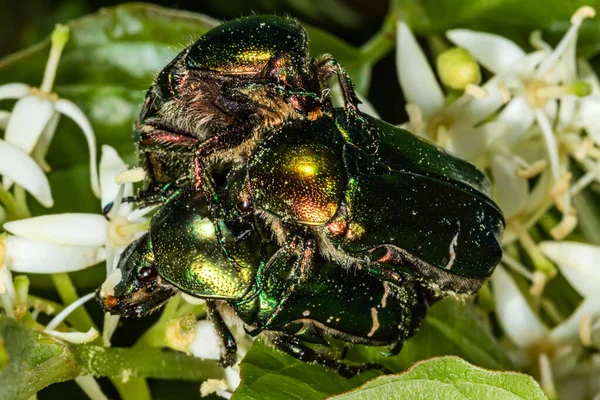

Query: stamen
[550,213,578,240]
[529,30,552,52]
[573,137,595,161]
[529,271,547,297]
[538,353,558,399]
[40,25,70,94]
[571,6,596,25]
[579,315,592,347]
[550,173,572,205]
[535,110,561,181]
[465,84,488,99]
[45,292,95,331]
[405,103,423,134]
[497,82,511,104]
[536,6,595,77]
[570,166,599,194]
[518,159,547,178]
[115,167,146,185]
[510,219,556,277]
[501,253,534,281]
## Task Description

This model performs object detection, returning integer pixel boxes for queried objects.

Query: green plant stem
[0,317,225,400]
[13,185,31,219]
[0,185,19,221]
[359,13,397,64]
[73,345,224,381]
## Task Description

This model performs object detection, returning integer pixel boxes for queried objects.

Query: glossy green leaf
[234,299,511,399]
[232,340,381,400]
[330,356,547,400]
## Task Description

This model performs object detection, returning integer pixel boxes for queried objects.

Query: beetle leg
[207,301,238,368]
[269,333,390,378]
[255,238,316,332]
[314,55,360,114]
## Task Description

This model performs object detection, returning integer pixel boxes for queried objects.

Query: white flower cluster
[396,6,600,399]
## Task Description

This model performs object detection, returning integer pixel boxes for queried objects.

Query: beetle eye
[236,199,253,213]
[138,266,158,283]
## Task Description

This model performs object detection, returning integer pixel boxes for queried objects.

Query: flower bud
[437,47,481,90]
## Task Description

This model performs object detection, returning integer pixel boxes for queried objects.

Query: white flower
[193,320,252,399]
[445,7,596,226]
[1,146,146,347]
[0,24,100,199]
[0,138,53,208]
[492,246,600,400]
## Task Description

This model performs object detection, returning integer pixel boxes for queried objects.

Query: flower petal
[495,97,535,147]
[74,375,109,400]
[577,96,600,146]
[54,98,100,198]
[0,139,53,207]
[0,83,30,101]
[0,110,10,130]
[539,241,600,297]
[396,21,444,118]
[4,214,107,247]
[99,145,133,214]
[549,294,600,345]
[46,328,99,344]
[190,320,221,360]
[491,155,529,218]
[31,113,60,172]
[449,121,506,161]
[453,78,504,127]
[4,94,56,154]
[525,169,552,215]
[446,30,525,74]
[5,235,105,273]
[491,266,548,348]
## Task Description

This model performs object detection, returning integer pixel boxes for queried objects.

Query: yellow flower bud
[436,47,481,90]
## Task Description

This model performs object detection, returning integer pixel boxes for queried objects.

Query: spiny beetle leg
[270,333,391,378]
[258,238,316,331]
[207,301,238,368]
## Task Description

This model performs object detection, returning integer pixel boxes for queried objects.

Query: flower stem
[0,185,19,221]
[13,185,31,220]
[359,13,397,64]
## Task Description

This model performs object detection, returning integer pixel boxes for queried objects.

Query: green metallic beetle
[134,15,363,204]
[101,186,429,376]
[226,111,504,295]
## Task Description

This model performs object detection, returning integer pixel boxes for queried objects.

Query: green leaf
[234,299,511,399]
[0,4,220,213]
[348,298,512,372]
[232,340,381,400]
[0,3,368,214]
[330,356,548,400]
[395,0,600,56]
